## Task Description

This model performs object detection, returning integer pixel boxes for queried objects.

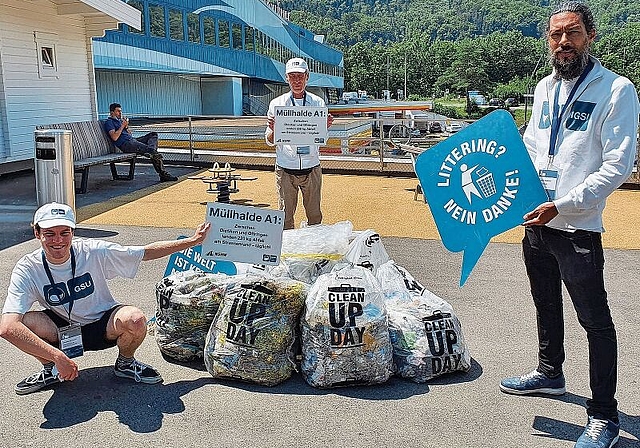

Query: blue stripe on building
[94,0,344,117]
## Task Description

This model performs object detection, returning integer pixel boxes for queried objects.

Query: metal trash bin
[34,129,75,213]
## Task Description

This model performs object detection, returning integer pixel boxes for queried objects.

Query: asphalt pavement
[0,164,638,448]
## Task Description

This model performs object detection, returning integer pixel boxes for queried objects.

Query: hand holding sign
[414,110,547,286]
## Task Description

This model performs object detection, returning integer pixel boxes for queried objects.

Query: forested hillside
[272,0,640,99]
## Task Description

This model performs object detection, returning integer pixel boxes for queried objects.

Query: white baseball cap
[33,202,76,229]
[285,57,309,74]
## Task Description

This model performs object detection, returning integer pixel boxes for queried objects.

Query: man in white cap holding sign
[0,202,210,395]
[265,57,333,230]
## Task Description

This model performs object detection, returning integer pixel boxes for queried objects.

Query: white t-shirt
[3,238,145,325]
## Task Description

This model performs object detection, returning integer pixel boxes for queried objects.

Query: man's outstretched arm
[142,222,211,261]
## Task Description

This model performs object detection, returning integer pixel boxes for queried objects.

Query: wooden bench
[36,120,137,194]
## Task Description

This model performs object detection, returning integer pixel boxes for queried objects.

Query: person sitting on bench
[104,103,177,182]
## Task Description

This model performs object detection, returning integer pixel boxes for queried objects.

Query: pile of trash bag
[203,276,307,386]
[153,221,471,387]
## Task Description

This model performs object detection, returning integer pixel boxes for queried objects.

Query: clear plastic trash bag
[154,270,231,362]
[301,264,394,388]
[204,275,307,386]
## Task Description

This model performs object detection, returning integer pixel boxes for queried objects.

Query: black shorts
[43,306,121,351]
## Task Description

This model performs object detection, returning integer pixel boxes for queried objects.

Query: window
[41,47,54,67]
[203,17,215,45]
[127,0,144,34]
[255,31,264,55]
[187,13,200,43]
[34,31,58,78]
[149,4,165,38]
[169,9,184,41]
[219,20,230,48]
[245,26,254,52]
[232,23,242,50]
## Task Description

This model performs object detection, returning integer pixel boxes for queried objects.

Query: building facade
[93,0,344,118]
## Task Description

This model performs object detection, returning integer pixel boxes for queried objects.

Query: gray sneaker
[114,359,163,384]
[500,369,566,395]
[15,365,61,395]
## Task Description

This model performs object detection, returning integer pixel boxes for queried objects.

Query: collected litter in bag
[377,261,471,382]
[204,276,307,386]
[155,270,230,362]
[377,260,454,313]
[344,229,390,274]
[301,265,394,388]
[269,221,353,284]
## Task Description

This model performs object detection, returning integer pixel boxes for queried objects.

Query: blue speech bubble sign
[414,110,547,286]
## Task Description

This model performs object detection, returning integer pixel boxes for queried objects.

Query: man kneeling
[0,202,210,394]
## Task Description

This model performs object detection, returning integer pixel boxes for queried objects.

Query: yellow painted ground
[77,169,640,250]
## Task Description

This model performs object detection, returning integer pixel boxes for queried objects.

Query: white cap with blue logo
[285,57,309,74]
[33,202,76,229]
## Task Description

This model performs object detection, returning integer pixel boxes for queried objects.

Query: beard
[550,45,590,80]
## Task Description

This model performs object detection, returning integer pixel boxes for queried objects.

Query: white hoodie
[523,56,639,232]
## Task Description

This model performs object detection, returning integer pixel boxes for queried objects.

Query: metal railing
[127,115,640,185]
[128,116,450,175]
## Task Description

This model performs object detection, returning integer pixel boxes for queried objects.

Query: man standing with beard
[499,3,638,448]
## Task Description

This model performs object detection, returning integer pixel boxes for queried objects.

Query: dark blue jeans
[119,132,159,155]
[523,226,618,421]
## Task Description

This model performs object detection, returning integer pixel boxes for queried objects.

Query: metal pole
[378,118,385,172]
[386,54,390,93]
[404,53,407,100]
[188,116,194,161]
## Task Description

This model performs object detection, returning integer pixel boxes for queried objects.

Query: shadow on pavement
[0,164,203,251]
[74,228,119,239]
[40,366,213,432]
[530,392,639,447]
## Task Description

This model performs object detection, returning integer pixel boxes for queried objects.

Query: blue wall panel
[96,70,202,117]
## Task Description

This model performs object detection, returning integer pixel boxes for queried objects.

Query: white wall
[0,0,95,164]
[0,48,7,158]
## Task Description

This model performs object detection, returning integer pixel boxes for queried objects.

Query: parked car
[429,121,443,133]
[446,122,462,133]
[488,98,504,107]
[342,91,359,104]
[505,97,519,107]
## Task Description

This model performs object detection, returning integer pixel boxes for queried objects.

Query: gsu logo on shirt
[565,101,596,131]
[43,273,94,307]
[539,100,595,132]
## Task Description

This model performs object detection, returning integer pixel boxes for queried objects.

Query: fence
[128,115,448,175]
[128,115,640,185]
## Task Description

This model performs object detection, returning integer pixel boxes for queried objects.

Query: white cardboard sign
[202,202,284,265]
[273,106,329,146]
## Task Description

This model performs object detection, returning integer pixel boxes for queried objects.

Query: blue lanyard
[290,92,307,106]
[548,59,594,158]
[42,248,76,321]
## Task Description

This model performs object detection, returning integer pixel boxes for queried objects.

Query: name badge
[296,146,310,155]
[58,324,84,358]
[539,169,559,200]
